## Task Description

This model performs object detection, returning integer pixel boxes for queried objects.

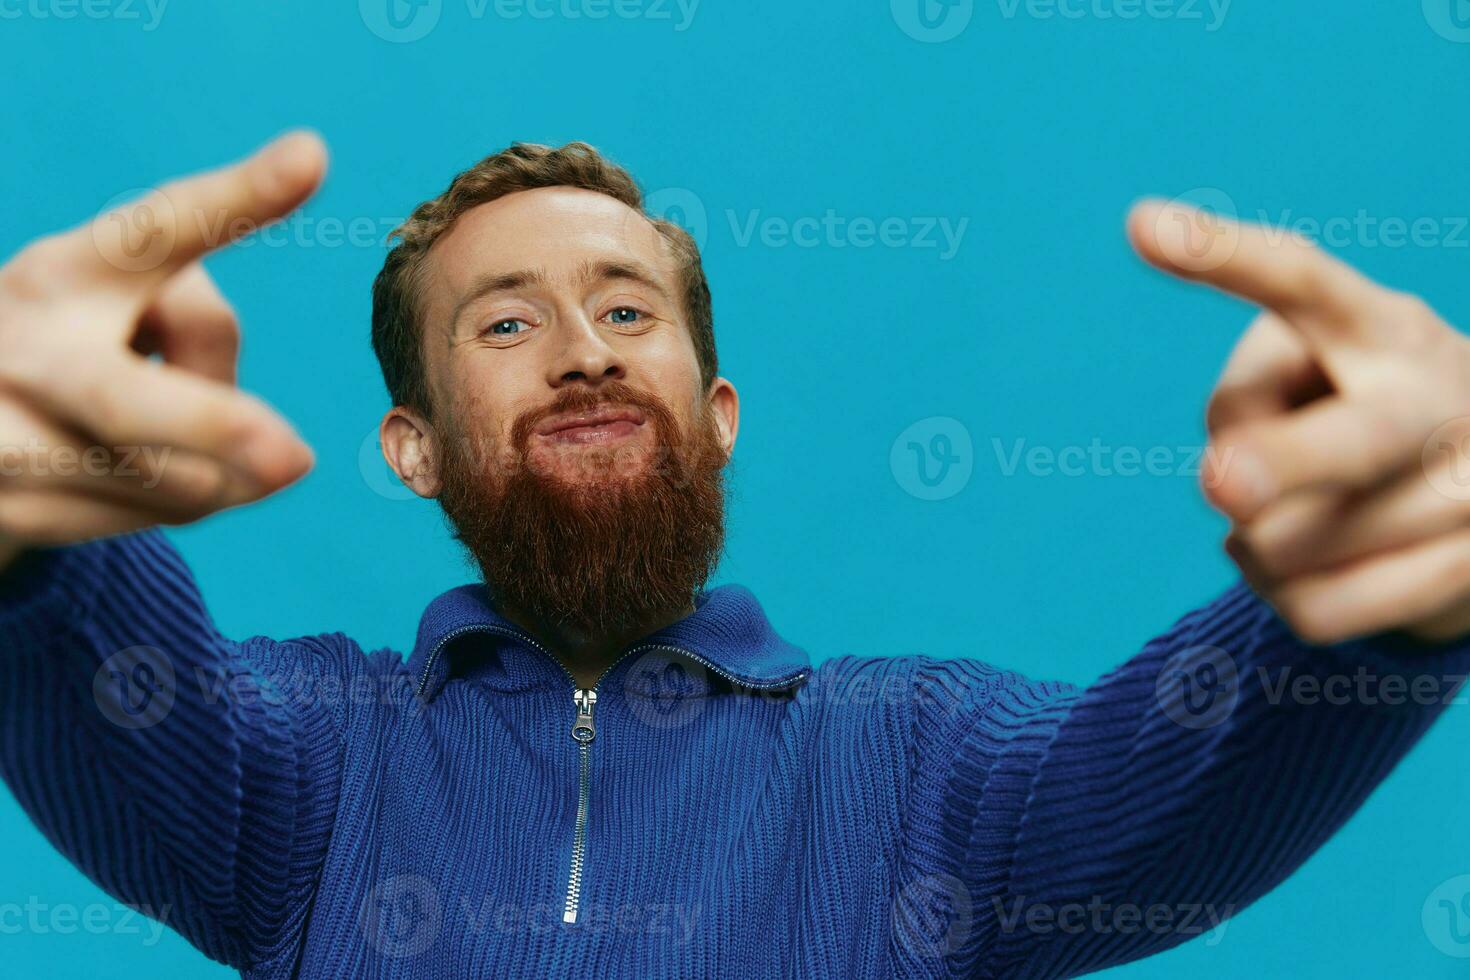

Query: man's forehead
[427,186,674,293]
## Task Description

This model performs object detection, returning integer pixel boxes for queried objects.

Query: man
[0,132,1465,978]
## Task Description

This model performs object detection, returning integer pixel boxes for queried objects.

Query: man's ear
[380,406,442,498]
[707,377,740,455]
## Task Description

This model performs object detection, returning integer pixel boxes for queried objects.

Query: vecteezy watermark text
[991,437,1234,480]
[993,896,1234,945]
[0,898,171,946]
[359,0,699,42]
[0,438,171,488]
[0,0,167,30]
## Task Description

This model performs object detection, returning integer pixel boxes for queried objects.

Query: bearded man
[0,133,1466,978]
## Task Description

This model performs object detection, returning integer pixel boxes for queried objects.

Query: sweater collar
[407,582,811,699]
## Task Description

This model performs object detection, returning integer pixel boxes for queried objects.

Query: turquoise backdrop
[2,2,1467,976]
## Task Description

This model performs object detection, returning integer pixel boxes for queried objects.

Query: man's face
[421,186,729,480]
[380,186,738,638]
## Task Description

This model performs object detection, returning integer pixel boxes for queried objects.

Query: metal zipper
[416,626,810,925]
[563,688,597,923]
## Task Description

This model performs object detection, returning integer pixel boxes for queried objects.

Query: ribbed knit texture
[0,529,1465,978]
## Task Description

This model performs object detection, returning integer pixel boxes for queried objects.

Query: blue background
[2,1,1468,976]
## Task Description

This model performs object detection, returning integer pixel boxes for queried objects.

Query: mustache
[509,380,683,455]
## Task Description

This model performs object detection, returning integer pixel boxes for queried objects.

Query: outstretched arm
[0,135,350,970]
[902,205,1470,977]
[905,586,1468,978]
[0,529,356,970]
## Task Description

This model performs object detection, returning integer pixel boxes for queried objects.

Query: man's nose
[547,312,626,387]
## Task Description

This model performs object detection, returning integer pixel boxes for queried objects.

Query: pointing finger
[1127,199,1385,352]
[5,353,313,495]
[73,130,327,293]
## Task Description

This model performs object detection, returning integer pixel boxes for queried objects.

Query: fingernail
[252,132,324,202]
[238,430,312,490]
[1150,203,1191,253]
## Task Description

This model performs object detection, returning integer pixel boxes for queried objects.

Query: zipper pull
[571,689,597,743]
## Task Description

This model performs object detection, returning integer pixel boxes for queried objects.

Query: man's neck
[498,601,697,689]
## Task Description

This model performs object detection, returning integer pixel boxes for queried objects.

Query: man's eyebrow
[575,259,672,300]
[450,259,673,335]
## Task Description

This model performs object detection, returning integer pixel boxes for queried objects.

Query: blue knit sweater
[1,529,1467,978]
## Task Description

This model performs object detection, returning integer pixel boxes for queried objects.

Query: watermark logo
[359,427,420,501]
[1423,874,1470,958]
[90,187,177,274]
[892,0,974,42]
[1155,644,1238,730]
[1422,417,1470,502]
[360,0,442,41]
[361,874,442,959]
[644,187,709,250]
[1151,187,1239,273]
[893,873,974,958]
[1424,0,1470,42]
[890,416,974,500]
[621,650,712,731]
[93,646,175,730]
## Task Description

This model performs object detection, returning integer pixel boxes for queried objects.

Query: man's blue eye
[488,318,530,336]
[608,308,641,325]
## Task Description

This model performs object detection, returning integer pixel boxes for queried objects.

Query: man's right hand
[0,132,327,572]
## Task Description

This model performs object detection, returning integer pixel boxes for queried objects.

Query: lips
[533,405,647,442]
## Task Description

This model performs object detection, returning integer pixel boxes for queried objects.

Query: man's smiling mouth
[533,405,647,445]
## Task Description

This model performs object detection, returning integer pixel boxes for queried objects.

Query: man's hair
[371,141,715,415]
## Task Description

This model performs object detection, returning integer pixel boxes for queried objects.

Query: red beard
[435,380,729,639]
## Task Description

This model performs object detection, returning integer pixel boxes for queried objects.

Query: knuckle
[1204,391,1236,434]
[1,237,69,300]
[199,308,242,350]
[1351,402,1409,471]
[215,398,265,448]
[0,494,45,540]
[1277,596,1338,646]
[0,342,59,394]
[156,458,227,514]
[1385,290,1435,322]
[1287,240,1334,283]
[1231,526,1279,577]
[212,303,241,334]
[1444,538,1470,587]
[79,370,121,420]
[1380,291,1443,349]
[1291,233,1324,261]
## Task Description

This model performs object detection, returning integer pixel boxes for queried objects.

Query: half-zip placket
[418,629,810,925]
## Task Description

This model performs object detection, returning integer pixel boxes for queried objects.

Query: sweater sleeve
[901,581,1470,979]
[0,529,351,971]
